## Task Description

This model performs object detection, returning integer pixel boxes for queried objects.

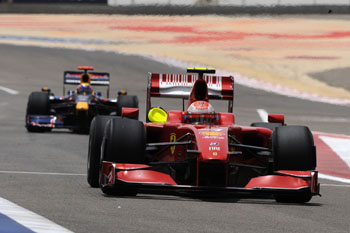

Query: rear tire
[100,117,146,196]
[26,92,50,132]
[116,95,139,116]
[87,115,115,188]
[273,125,316,203]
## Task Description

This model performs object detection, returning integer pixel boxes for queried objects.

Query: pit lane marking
[0,197,73,233]
[0,86,18,95]
[0,171,85,176]
[256,109,268,122]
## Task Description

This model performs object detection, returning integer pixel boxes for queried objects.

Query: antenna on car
[186,67,216,79]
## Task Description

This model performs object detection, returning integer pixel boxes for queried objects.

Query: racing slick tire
[100,117,146,196]
[26,91,51,132]
[250,122,282,132]
[272,125,316,203]
[116,95,139,117]
[87,115,115,188]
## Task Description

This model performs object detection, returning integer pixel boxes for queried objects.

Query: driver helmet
[77,84,93,95]
[186,101,215,125]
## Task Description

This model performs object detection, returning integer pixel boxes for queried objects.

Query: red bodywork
[100,71,320,198]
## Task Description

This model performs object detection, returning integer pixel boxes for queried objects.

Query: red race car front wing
[100,161,320,196]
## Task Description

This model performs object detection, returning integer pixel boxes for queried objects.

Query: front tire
[273,126,316,171]
[26,92,50,132]
[87,115,115,188]
[103,117,145,164]
[272,125,316,203]
[100,117,146,196]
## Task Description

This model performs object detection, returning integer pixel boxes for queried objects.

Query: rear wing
[147,73,234,113]
[63,71,110,86]
[63,71,110,96]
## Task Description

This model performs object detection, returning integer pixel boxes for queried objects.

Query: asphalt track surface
[0,44,350,233]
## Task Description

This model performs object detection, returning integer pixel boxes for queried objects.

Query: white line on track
[0,171,85,176]
[0,86,18,95]
[0,197,73,233]
[319,173,350,184]
[256,109,268,122]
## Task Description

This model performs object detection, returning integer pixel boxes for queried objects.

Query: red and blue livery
[25,66,138,133]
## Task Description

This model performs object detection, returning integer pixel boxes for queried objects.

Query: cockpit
[76,84,93,95]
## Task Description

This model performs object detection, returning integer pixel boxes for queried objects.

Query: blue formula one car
[25,66,138,133]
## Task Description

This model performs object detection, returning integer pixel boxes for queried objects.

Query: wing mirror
[122,107,139,120]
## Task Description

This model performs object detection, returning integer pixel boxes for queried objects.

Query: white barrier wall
[108,0,350,6]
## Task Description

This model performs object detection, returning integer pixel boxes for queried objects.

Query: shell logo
[201,131,222,136]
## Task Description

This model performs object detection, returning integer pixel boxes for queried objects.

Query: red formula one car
[87,68,320,203]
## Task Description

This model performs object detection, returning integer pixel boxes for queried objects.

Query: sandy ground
[0,14,350,101]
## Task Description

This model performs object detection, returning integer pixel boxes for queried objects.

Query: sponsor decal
[203,135,225,140]
[91,74,109,79]
[201,131,222,136]
[30,116,56,128]
[159,74,222,90]
[170,133,176,155]
[210,142,219,146]
[213,152,218,156]
[204,128,223,132]
[65,73,81,78]
[209,146,221,151]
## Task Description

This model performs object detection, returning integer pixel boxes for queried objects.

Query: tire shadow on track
[100,192,322,206]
